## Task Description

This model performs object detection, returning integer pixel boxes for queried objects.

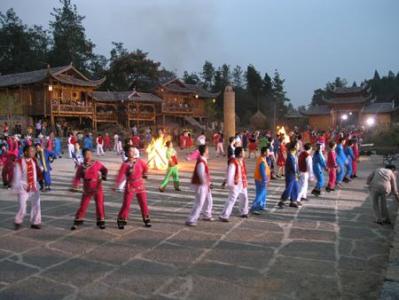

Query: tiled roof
[0,65,105,88]
[285,110,305,118]
[91,91,162,103]
[323,95,370,105]
[299,105,331,116]
[0,66,67,87]
[332,86,367,94]
[161,78,218,98]
[361,102,396,114]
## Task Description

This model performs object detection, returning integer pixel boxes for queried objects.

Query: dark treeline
[1,0,397,127]
[311,72,399,108]
[0,0,292,126]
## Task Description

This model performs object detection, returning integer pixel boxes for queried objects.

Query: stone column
[223,85,235,146]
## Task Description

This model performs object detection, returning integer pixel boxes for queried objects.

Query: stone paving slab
[0,151,397,299]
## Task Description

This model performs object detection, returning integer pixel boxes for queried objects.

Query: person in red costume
[115,146,151,229]
[131,134,141,148]
[351,137,360,178]
[70,148,108,230]
[326,141,338,192]
[104,133,112,151]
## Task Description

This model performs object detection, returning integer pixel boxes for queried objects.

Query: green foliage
[183,71,200,84]
[0,9,49,74]
[104,43,161,91]
[201,61,215,89]
[49,0,95,74]
[313,71,399,107]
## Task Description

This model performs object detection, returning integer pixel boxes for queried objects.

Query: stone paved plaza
[0,150,396,300]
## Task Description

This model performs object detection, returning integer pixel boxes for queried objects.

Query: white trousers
[297,172,309,201]
[187,185,213,223]
[15,190,41,225]
[216,143,224,156]
[116,143,123,154]
[220,185,249,219]
[68,144,75,158]
[96,145,104,155]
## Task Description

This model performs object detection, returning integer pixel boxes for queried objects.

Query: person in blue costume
[250,146,270,214]
[344,139,355,182]
[83,134,93,150]
[335,137,347,186]
[278,141,299,208]
[311,142,327,196]
[54,136,62,158]
[35,143,55,191]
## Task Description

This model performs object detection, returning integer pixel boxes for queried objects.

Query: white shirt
[195,157,208,185]
[227,160,243,188]
[197,135,206,146]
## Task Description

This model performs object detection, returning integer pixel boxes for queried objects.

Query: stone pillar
[223,85,235,146]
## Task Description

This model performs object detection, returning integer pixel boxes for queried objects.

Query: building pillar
[223,85,235,146]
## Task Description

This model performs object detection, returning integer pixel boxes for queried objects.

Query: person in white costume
[219,147,249,221]
[186,145,214,226]
[13,145,42,230]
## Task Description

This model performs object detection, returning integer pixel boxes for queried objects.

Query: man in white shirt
[197,132,206,146]
[219,147,249,221]
[296,143,314,203]
[186,145,214,226]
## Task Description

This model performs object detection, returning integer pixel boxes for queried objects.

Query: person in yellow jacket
[250,146,271,214]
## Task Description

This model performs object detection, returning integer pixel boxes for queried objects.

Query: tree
[221,64,231,84]
[49,0,96,73]
[201,61,215,89]
[0,9,49,74]
[245,65,263,101]
[272,70,290,120]
[232,65,243,88]
[326,77,347,91]
[105,43,161,91]
[311,88,326,106]
[88,54,107,80]
[373,70,380,81]
[183,71,200,84]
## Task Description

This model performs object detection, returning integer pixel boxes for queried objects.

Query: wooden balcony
[161,103,193,115]
[96,111,118,122]
[51,104,93,115]
[128,110,156,121]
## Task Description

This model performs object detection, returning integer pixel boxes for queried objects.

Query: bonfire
[146,134,170,170]
[277,126,290,144]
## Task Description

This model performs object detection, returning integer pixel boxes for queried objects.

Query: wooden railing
[96,111,117,121]
[128,111,155,120]
[51,104,93,114]
[161,103,193,114]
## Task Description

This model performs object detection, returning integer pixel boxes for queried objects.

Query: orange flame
[277,126,290,144]
[146,134,170,170]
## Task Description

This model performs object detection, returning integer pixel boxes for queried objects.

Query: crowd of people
[0,121,398,230]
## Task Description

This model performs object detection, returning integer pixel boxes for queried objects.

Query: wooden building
[0,66,218,132]
[89,90,163,130]
[155,78,218,127]
[0,64,105,128]
[300,86,397,130]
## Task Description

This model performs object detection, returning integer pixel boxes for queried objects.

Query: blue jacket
[54,138,62,154]
[36,149,55,172]
[312,151,326,175]
[336,144,347,164]
[83,136,93,149]
[285,152,297,179]
[344,146,354,162]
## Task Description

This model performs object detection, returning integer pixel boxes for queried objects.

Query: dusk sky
[1,0,399,107]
